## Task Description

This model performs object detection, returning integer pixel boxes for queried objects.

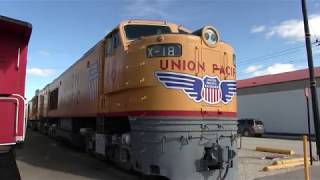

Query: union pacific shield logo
[202,76,222,104]
[155,71,236,104]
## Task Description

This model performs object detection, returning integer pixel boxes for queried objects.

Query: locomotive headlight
[147,43,182,58]
[202,26,219,47]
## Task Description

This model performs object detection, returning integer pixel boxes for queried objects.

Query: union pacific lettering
[160,59,236,77]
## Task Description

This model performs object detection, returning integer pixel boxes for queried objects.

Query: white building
[237,68,320,135]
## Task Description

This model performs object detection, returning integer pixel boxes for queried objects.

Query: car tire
[243,130,250,137]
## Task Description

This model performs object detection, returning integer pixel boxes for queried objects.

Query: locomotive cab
[103,20,236,118]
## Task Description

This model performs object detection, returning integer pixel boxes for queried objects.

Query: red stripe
[216,89,219,102]
[206,88,209,102]
[212,88,214,102]
[216,89,218,102]
[99,110,237,118]
[211,89,213,102]
[207,88,209,102]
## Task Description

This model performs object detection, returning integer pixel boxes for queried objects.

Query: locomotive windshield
[124,25,171,40]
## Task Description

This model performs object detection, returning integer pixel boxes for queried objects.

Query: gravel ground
[16,131,315,180]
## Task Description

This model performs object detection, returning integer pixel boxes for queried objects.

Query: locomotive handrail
[11,93,27,101]
[12,94,27,141]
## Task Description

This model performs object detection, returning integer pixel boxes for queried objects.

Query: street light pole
[301,0,320,159]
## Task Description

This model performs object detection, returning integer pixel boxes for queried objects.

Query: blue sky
[1,0,320,100]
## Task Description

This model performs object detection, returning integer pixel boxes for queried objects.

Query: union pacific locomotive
[28,20,237,180]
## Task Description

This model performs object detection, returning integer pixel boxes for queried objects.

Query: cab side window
[105,30,120,56]
[106,37,112,56]
[113,31,120,49]
[248,120,254,126]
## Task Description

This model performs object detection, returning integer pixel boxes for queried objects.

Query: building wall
[238,79,320,134]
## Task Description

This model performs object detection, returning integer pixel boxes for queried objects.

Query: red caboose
[0,16,32,153]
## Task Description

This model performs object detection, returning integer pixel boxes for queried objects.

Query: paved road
[16,130,140,180]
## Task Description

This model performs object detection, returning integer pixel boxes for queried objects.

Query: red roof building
[237,67,320,89]
[237,67,320,135]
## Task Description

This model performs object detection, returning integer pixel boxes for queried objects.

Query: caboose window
[106,37,112,56]
[124,25,171,40]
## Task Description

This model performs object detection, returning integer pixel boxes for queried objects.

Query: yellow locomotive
[28,20,237,180]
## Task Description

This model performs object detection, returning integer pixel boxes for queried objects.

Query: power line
[237,48,304,66]
[239,54,320,76]
[238,41,318,63]
[237,41,319,66]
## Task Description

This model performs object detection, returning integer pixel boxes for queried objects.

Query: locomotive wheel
[120,149,132,171]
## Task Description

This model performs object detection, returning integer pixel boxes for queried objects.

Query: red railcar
[0,16,32,153]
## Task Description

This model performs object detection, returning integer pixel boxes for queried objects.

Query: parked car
[238,119,265,137]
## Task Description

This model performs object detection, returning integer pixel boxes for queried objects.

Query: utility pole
[301,0,320,159]
[305,88,313,165]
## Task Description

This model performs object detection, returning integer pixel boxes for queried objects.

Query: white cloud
[252,63,297,76]
[124,0,171,18]
[244,63,297,77]
[314,47,320,55]
[257,14,320,42]
[38,50,50,56]
[244,65,264,73]
[27,68,55,77]
[251,25,266,33]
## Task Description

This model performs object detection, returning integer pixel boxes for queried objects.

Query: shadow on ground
[0,150,20,180]
[16,130,140,180]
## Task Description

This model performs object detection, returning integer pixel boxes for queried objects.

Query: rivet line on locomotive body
[28,20,237,180]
